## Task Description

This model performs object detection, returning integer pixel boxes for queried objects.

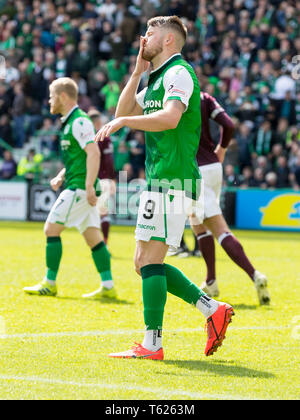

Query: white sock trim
[45,278,56,287]
[142,329,162,351]
[218,232,233,245]
[102,280,113,289]
[196,231,213,241]
[196,295,219,318]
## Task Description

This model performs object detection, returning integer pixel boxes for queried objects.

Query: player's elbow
[222,115,235,135]
[163,105,183,130]
[227,119,235,135]
[226,124,235,142]
[165,115,180,130]
[115,109,123,118]
[168,120,179,130]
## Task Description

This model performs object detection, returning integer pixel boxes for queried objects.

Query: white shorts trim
[47,188,100,234]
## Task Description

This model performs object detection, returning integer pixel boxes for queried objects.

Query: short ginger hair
[50,77,78,100]
[147,15,187,48]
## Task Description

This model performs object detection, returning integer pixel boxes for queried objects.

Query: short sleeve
[163,65,194,109]
[136,88,147,109]
[72,117,95,149]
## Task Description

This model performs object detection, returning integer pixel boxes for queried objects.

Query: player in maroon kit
[190,92,270,305]
[82,109,117,299]
[88,110,116,246]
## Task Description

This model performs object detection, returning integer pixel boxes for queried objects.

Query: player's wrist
[132,69,143,78]
[118,116,129,128]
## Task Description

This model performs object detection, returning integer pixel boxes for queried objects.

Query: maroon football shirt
[196,92,235,166]
[98,137,115,180]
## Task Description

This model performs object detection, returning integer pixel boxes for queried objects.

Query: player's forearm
[122,110,178,132]
[115,72,142,117]
[215,113,235,148]
[85,153,100,188]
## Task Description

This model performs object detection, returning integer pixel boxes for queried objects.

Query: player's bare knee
[86,238,95,249]
[134,255,141,276]
[192,224,206,236]
[44,223,54,237]
[134,253,148,276]
[44,221,64,238]
[83,227,102,249]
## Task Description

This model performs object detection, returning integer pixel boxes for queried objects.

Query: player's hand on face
[135,36,150,75]
[94,118,125,143]
[50,176,63,192]
[86,185,97,206]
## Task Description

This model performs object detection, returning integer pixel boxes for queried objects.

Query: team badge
[61,139,71,150]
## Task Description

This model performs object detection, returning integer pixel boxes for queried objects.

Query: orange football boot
[205,303,234,356]
[108,343,164,360]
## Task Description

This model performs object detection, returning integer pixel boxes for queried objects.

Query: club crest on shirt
[61,139,71,150]
[153,76,162,91]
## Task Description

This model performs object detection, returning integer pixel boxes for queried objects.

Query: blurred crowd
[0,0,300,189]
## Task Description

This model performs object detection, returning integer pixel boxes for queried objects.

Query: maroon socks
[197,230,255,282]
[196,232,216,285]
[101,216,110,245]
[218,232,255,280]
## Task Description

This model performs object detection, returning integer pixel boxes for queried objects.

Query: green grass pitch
[0,221,299,400]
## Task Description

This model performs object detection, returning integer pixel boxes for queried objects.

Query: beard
[142,42,163,62]
[50,98,62,115]
[50,104,59,115]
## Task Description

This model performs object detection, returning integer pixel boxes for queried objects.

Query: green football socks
[164,263,205,305]
[141,264,167,331]
[91,241,113,286]
[140,263,219,351]
[46,236,62,281]
[165,264,219,317]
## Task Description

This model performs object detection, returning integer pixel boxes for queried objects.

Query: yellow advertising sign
[260,194,300,228]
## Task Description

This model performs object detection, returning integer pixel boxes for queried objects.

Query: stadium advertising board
[236,189,300,231]
[29,184,59,221]
[0,181,28,220]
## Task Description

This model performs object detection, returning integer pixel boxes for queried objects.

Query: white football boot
[201,280,220,298]
[253,270,270,305]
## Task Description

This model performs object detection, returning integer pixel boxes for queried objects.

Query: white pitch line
[3,329,144,339]
[0,326,291,340]
[0,374,257,400]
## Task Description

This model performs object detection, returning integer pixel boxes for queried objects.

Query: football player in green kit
[95,16,234,359]
[24,78,116,299]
